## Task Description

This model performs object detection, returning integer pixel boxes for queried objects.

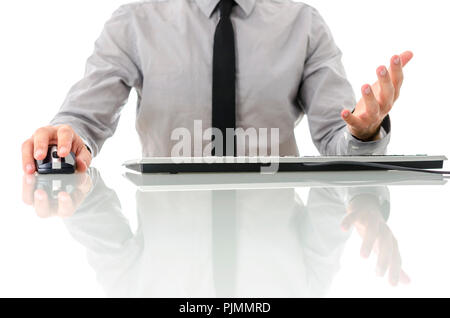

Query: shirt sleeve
[297,7,391,156]
[50,5,142,157]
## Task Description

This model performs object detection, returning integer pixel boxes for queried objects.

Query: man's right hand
[22,125,92,174]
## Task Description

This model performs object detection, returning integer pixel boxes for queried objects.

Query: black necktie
[212,0,236,156]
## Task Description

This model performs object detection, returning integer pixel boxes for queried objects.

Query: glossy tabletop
[2,167,450,298]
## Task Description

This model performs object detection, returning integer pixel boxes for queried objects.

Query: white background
[0,0,450,298]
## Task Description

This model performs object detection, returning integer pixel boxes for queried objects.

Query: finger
[69,174,93,211]
[389,55,404,101]
[341,109,363,129]
[33,127,54,160]
[56,125,74,157]
[57,192,76,218]
[74,145,92,172]
[400,51,414,68]
[22,174,36,205]
[376,231,394,277]
[388,241,402,286]
[399,270,411,285]
[376,66,395,113]
[71,173,93,208]
[360,218,379,259]
[72,135,92,166]
[71,188,86,211]
[361,84,380,116]
[341,210,363,231]
[33,189,52,218]
[77,173,93,195]
[341,214,356,231]
[22,139,36,174]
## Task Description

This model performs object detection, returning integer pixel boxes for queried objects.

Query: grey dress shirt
[51,0,391,157]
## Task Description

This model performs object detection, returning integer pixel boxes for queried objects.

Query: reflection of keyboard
[123,155,447,174]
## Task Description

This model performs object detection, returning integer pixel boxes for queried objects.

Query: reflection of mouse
[36,145,76,174]
[35,174,77,209]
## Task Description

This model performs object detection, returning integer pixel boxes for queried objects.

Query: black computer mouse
[36,145,76,174]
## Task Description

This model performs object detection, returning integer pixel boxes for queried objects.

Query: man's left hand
[341,51,414,141]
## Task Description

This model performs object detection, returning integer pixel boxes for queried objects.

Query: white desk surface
[3,167,450,297]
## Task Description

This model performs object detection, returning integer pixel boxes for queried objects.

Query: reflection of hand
[22,173,92,218]
[341,194,410,286]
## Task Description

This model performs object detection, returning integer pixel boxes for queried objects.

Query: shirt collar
[195,0,256,18]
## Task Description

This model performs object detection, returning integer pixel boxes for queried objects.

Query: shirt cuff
[343,186,391,222]
[343,116,391,155]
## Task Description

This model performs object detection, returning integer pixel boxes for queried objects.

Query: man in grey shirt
[21,0,413,174]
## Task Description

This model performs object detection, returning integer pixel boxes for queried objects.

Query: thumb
[341,109,361,128]
[341,211,360,231]
[400,51,414,67]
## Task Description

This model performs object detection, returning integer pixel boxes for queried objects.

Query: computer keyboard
[123,155,448,174]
